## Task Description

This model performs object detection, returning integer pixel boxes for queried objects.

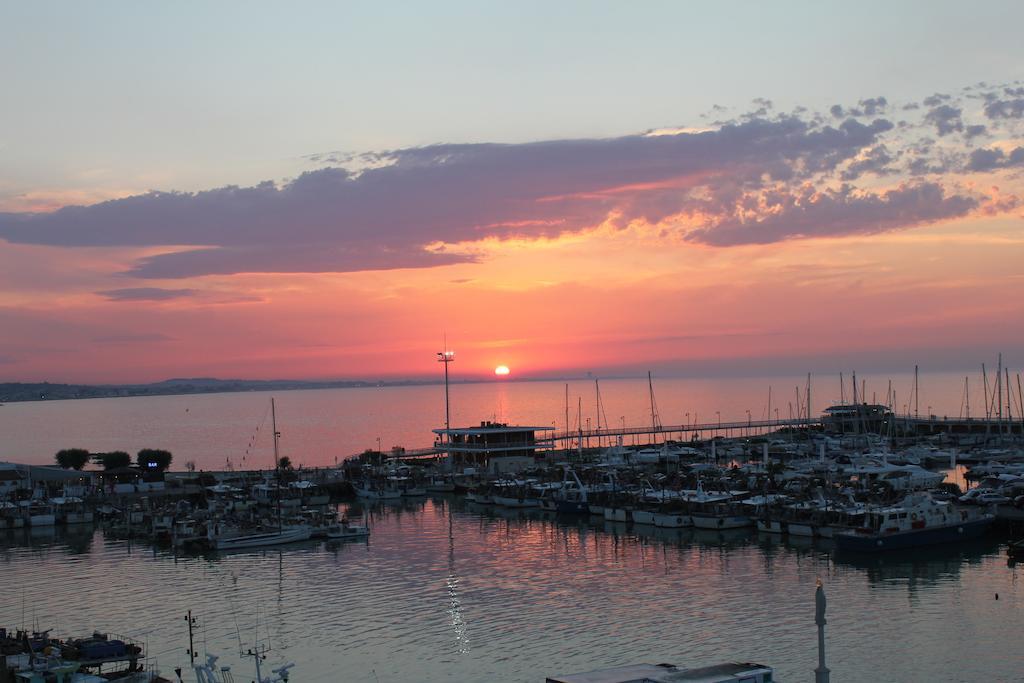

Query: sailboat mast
[272,397,282,532]
[1017,373,1024,434]
[565,383,569,439]
[806,373,811,430]
[1006,368,1013,426]
[997,354,1004,437]
[983,364,990,419]
[577,396,583,458]
[272,397,279,468]
[965,376,970,420]
[914,365,919,419]
[595,379,601,449]
[648,371,657,432]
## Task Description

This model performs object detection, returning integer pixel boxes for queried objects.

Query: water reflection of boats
[629,523,693,546]
[0,525,95,553]
[691,527,753,548]
[834,535,1000,585]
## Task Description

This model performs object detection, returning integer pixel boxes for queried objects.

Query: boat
[492,480,542,508]
[545,661,773,683]
[207,521,312,550]
[354,481,402,500]
[834,493,994,552]
[425,475,456,493]
[19,500,56,527]
[685,482,751,530]
[289,479,331,505]
[1,627,163,682]
[391,476,427,497]
[50,496,94,525]
[0,501,25,529]
[326,517,371,540]
[553,469,589,514]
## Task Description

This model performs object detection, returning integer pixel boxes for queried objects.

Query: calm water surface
[1,499,1021,683]
[0,372,985,469]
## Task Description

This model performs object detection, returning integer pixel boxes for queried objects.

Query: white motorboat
[326,521,371,540]
[355,482,402,500]
[207,523,312,550]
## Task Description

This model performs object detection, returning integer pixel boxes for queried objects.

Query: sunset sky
[2,1,1023,383]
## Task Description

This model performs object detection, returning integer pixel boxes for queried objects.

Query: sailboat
[207,399,312,551]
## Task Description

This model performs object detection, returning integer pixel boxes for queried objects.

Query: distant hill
[0,377,439,402]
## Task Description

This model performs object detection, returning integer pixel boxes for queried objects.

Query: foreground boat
[207,523,312,550]
[546,661,773,683]
[835,493,994,552]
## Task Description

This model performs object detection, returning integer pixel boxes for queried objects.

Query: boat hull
[631,510,656,526]
[327,526,370,540]
[653,512,692,528]
[604,508,629,522]
[787,522,815,537]
[835,517,993,552]
[692,515,752,530]
[756,519,785,534]
[214,527,312,550]
[492,496,539,508]
[555,500,589,514]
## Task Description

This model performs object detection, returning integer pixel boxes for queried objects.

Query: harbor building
[433,421,555,474]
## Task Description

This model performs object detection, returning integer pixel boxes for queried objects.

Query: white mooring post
[815,579,830,683]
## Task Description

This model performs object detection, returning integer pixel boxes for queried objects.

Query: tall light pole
[438,349,455,443]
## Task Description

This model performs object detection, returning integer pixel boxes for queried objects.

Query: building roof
[434,423,555,436]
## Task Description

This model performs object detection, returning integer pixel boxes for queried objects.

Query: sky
[1,1,1023,383]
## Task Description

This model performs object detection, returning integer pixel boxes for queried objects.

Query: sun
[494,365,511,376]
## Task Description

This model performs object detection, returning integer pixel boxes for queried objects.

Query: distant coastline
[0,377,446,403]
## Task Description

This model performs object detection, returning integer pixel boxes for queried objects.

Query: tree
[137,448,173,472]
[55,448,91,470]
[278,456,293,471]
[94,451,131,470]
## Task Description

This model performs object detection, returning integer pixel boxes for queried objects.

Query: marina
[3,376,1024,681]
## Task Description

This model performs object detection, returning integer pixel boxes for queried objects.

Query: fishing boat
[425,475,456,493]
[289,479,330,506]
[207,399,314,551]
[491,480,542,508]
[207,522,312,551]
[834,493,994,552]
[354,481,401,500]
[326,517,370,540]
[19,500,56,527]
[50,496,93,525]
[0,501,25,529]
[553,469,589,514]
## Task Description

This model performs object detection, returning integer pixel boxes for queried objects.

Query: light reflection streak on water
[447,503,470,654]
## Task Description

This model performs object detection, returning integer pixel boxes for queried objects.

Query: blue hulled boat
[834,493,994,552]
